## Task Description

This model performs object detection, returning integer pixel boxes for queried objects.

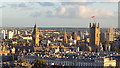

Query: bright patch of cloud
[48,5,115,18]
[78,6,114,18]
[4,2,116,19]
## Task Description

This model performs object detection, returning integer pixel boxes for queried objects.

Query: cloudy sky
[0,0,119,28]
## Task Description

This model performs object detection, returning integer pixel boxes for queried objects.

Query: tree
[115,47,120,52]
[32,58,48,68]
[19,59,28,63]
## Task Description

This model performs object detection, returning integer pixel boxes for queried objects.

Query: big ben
[32,24,39,46]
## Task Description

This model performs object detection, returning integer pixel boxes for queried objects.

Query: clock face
[36,35,39,37]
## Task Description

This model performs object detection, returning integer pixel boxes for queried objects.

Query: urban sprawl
[0,23,120,68]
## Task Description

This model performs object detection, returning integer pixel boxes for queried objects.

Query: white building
[8,31,14,39]
[22,37,32,40]
[1,30,6,39]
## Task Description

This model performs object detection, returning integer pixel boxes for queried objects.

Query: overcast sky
[0,0,119,28]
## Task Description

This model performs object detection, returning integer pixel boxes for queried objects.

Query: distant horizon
[1,26,118,29]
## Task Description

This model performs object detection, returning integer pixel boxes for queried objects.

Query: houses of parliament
[89,23,100,52]
[32,22,114,52]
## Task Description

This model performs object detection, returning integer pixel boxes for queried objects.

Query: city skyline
[1,1,120,68]
[1,22,120,67]
[0,1,118,28]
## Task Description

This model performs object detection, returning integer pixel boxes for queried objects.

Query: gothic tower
[89,23,100,51]
[32,24,39,46]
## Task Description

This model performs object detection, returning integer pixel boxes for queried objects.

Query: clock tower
[32,24,39,46]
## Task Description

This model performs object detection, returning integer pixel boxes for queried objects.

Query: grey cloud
[61,2,93,5]
[7,3,28,8]
[18,3,27,7]
[0,5,6,8]
[8,4,18,8]
[37,2,55,6]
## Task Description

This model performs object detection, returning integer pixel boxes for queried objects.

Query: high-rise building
[105,28,114,42]
[63,30,68,43]
[89,23,100,51]
[32,24,39,46]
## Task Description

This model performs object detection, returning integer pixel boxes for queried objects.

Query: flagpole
[94,17,95,22]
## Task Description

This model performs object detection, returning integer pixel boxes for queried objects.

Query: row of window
[46,60,103,66]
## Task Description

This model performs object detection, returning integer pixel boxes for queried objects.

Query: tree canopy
[32,58,48,68]
[19,59,28,63]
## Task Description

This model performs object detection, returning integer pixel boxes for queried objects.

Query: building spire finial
[90,23,91,27]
